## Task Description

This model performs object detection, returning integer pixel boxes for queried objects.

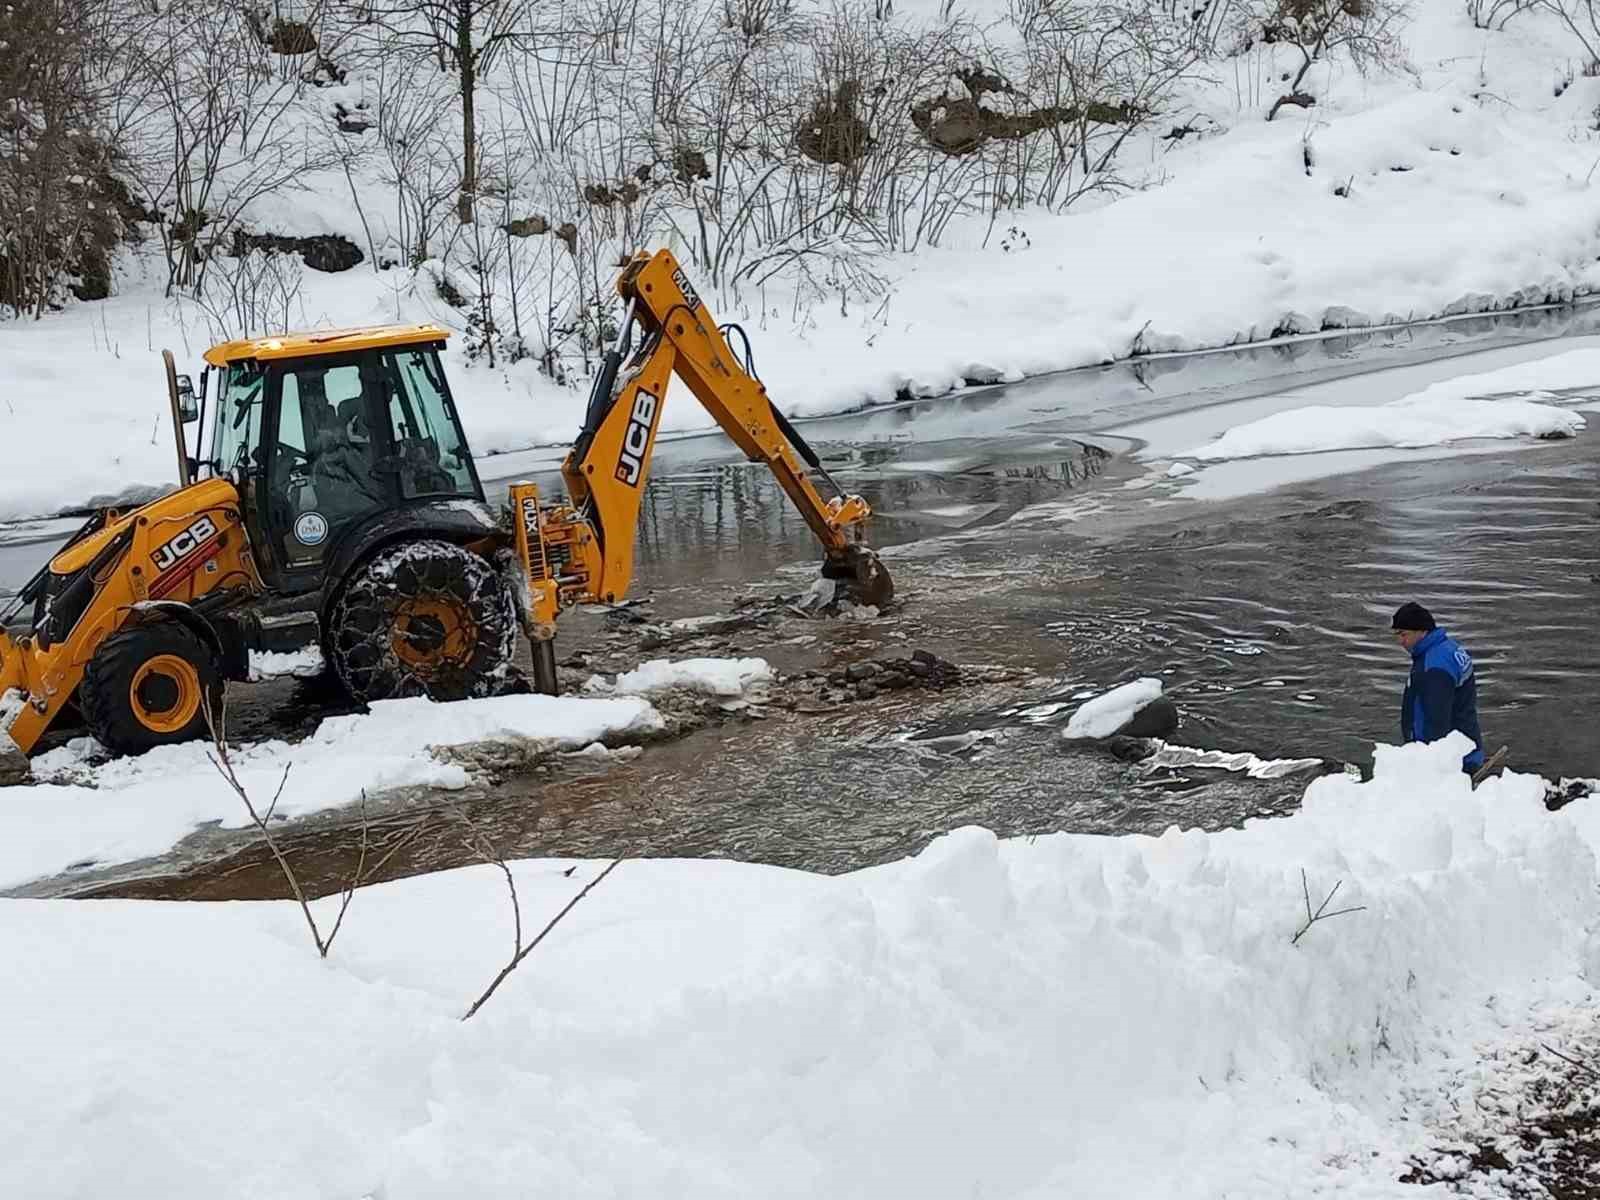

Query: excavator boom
[508,249,890,664]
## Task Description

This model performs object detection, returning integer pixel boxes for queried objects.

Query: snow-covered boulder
[1061,677,1178,741]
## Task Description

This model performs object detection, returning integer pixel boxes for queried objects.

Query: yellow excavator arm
[508,249,891,686]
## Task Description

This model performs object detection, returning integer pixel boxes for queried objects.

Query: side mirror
[175,375,200,423]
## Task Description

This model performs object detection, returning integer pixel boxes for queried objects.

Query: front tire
[328,539,517,704]
[80,623,221,756]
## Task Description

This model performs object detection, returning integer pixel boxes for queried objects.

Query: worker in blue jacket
[1391,602,1484,772]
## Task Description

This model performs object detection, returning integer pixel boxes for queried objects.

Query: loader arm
[507,249,890,668]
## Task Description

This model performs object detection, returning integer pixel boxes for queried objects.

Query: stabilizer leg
[532,638,560,697]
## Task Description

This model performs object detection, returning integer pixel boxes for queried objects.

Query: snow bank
[4,735,1600,1198]
[1,692,662,889]
[1062,677,1164,739]
[591,656,775,698]
[1184,394,1585,461]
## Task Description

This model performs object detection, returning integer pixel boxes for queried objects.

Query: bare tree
[357,0,535,223]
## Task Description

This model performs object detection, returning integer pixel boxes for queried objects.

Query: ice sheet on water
[1184,395,1585,462]
[1145,742,1329,780]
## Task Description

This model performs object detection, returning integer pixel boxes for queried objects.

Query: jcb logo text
[615,390,658,486]
[152,516,218,573]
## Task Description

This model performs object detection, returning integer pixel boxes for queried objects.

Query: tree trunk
[456,0,477,224]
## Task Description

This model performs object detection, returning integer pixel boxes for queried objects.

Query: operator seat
[307,376,383,519]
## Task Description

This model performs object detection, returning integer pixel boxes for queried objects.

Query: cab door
[260,354,399,592]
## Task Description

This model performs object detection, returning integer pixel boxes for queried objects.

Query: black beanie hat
[1392,602,1436,632]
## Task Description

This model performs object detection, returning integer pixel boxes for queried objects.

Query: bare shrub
[193,249,307,344]
[451,802,623,1021]
[1289,869,1366,946]
[1466,0,1534,29]
[803,4,991,252]
[640,0,818,295]
[1255,0,1408,120]
[1006,0,1206,207]
[373,59,460,265]
[504,28,608,155]
[242,0,350,82]
[1536,0,1600,67]
[0,0,155,318]
[129,0,341,294]
[1173,0,1253,51]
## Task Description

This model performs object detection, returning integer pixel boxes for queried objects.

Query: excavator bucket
[833,544,894,610]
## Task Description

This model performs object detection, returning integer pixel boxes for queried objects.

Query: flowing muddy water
[50,431,1599,903]
[7,304,1600,899]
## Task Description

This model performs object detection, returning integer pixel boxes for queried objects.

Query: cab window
[385,348,477,499]
[212,362,265,474]
[267,360,389,568]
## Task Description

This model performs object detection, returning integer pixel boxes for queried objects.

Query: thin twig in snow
[454,801,623,1020]
[203,689,367,959]
[1290,868,1367,946]
[1541,1042,1600,1082]
[460,857,623,1021]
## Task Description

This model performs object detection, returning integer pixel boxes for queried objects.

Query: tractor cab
[192,326,486,593]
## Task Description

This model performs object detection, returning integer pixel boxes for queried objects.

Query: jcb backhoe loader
[0,248,890,765]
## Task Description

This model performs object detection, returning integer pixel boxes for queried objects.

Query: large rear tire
[80,623,221,756]
[328,539,517,704]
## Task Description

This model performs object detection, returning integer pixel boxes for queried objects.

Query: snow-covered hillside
[6,735,1600,1197]
[5,0,1600,524]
